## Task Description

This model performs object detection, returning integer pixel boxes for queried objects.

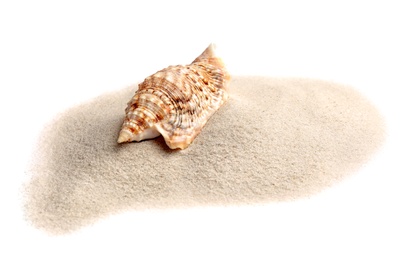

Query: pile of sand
[25,76,385,234]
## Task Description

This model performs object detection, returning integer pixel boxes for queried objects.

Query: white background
[1,0,413,259]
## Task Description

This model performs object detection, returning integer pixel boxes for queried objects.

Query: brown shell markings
[117,44,231,149]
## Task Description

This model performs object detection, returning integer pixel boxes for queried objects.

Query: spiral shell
[117,44,230,149]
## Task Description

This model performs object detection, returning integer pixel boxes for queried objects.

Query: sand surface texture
[25,76,385,234]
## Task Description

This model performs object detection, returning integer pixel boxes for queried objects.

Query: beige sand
[24,76,385,234]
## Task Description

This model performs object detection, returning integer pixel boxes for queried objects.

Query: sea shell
[117,44,230,149]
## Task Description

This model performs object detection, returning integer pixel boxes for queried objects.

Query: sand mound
[24,76,385,234]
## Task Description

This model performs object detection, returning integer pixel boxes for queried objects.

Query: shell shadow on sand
[24,76,385,234]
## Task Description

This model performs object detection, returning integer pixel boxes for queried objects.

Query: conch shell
[117,44,230,149]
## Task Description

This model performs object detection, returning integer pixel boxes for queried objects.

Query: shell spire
[117,44,230,149]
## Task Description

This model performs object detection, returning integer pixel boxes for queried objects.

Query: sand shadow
[24,76,385,234]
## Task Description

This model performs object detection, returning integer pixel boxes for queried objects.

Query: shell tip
[117,131,130,143]
[192,43,218,63]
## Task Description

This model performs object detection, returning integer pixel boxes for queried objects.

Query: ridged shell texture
[117,44,230,149]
